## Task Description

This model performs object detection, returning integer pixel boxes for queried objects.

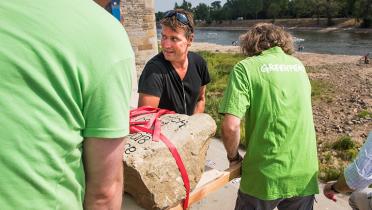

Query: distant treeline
[155,0,372,28]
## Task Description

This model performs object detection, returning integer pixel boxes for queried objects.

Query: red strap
[129,106,190,209]
[159,133,190,209]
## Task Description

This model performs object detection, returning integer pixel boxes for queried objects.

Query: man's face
[160,26,193,63]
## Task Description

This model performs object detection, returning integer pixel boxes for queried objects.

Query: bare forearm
[334,174,353,193]
[221,115,241,159]
[84,168,123,210]
[193,99,205,114]
[222,128,240,158]
[138,93,160,108]
[323,173,353,201]
[83,138,125,210]
[194,86,206,114]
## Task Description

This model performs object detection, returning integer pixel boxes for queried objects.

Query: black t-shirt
[138,52,210,115]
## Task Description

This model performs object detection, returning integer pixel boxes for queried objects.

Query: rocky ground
[304,57,372,180]
[191,42,372,180]
[294,53,372,143]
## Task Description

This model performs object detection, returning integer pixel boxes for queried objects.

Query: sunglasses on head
[163,10,193,32]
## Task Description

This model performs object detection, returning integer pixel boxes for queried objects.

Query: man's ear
[187,34,194,46]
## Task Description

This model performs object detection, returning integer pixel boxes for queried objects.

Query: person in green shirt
[219,23,319,210]
[0,1,133,209]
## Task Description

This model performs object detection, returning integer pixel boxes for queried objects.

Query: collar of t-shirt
[261,46,284,55]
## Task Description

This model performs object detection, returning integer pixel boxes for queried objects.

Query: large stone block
[124,113,216,210]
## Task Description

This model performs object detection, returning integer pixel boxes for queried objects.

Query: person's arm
[83,138,125,210]
[323,174,353,201]
[193,85,206,114]
[137,62,164,108]
[218,63,249,167]
[221,114,243,166]
[138,93,160,108]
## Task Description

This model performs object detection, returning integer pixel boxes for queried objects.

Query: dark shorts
[235,190,315,210]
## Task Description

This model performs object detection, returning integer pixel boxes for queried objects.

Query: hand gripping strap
[129,106,190,209]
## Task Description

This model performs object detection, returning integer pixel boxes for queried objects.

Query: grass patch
[198,51,245,93]
[319,165,343,182]
[331,136,358,161]
[339,149,358,161]
[199,51,245,138]
[306,65,321,73]
[324,153,332,162]
[357,110,372,118]
[310,79,333,101]
[332,136,356,151]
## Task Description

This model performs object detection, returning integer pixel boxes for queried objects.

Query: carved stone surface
[123,113,216,210]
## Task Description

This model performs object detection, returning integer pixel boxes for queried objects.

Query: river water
[157,28,372,55]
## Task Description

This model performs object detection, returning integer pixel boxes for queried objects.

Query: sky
[155,0,227,12]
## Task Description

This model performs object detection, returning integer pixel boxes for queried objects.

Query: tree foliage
[160,0,371,27]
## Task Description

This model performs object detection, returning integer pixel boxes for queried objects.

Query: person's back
[219,23,318,210]
[0,1,133,209]
[237,47,318,199]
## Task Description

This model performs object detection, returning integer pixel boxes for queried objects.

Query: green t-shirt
[219,47,319,200]
[0,1,134,209]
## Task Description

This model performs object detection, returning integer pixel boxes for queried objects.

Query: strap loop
[129,106,190,209]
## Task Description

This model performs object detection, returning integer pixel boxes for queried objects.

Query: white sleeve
[344,131,372,190]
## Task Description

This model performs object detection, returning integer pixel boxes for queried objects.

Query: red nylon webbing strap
[129,106,190,209]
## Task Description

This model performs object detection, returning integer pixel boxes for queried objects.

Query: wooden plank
[168,163,242,210]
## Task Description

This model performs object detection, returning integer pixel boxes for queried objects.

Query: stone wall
[120,0,158,78]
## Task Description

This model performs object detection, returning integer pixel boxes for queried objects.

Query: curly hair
[160,9,194,39]
[240,23,295,56]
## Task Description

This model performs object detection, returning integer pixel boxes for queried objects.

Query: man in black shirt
[138,9,210,115]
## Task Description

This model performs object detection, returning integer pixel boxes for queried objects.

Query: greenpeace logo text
[260,64,305,73]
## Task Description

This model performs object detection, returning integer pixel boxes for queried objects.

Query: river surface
[157,28,372,55]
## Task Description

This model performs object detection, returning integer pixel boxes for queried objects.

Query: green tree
[175,0,192,11]
[357,0,372,27]
[267,2,281,21]
[291,0,312,18]
[210,1,225,23]
[267,0,289,19]
[278,0,290,17]
[155,11,164,22]
[324,0,341,25]
[246,0,263,19]
[338,0,353,17]
[311,0,326,25]
[222,0,241,20]
[211,1,222,9]
[194,3,210,21]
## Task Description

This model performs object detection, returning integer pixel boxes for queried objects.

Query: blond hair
[240,23,294,56]
[160,9,194,39]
